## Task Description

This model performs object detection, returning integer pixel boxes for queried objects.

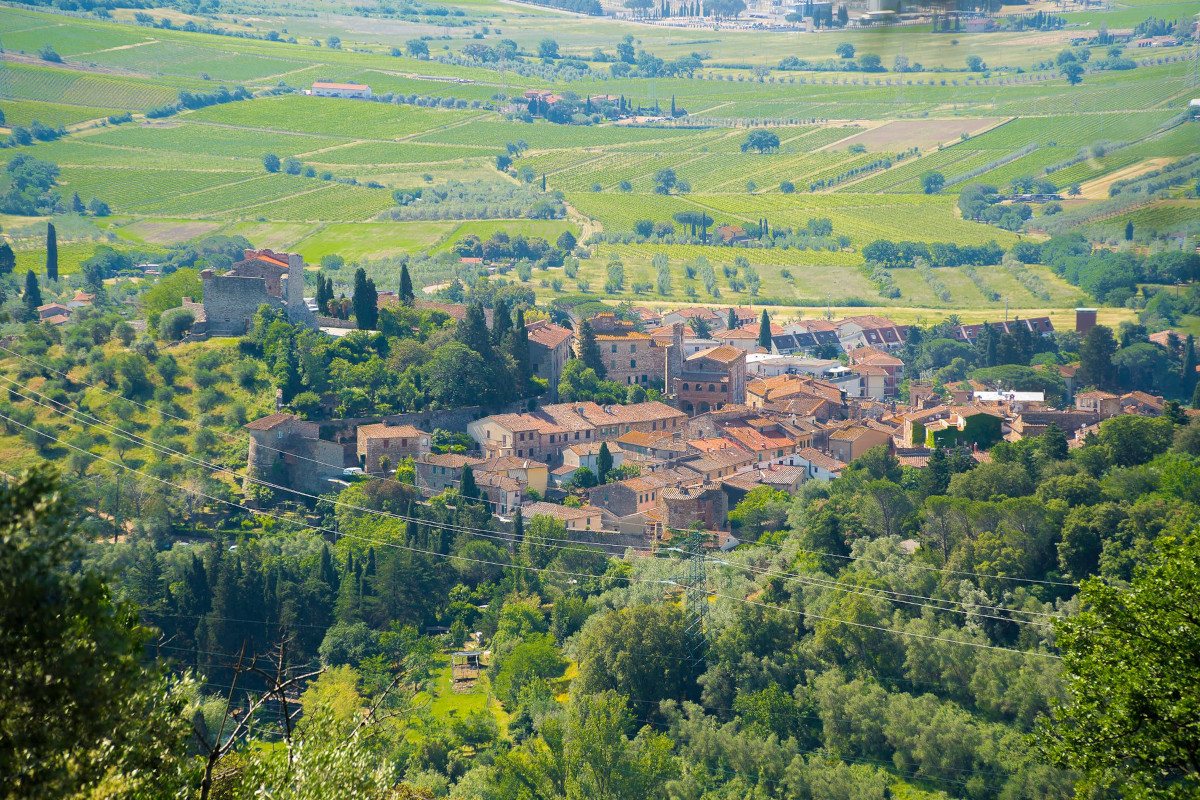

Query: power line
[1,377,638,558]
[735,533,1079,588]
[712,592,1061,660]
[0,410,678,588]
[5,412,1060,662]
[711,557,1059,626]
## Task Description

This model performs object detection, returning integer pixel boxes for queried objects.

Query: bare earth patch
[1078,158,1172,200]
[823,117,1004,151]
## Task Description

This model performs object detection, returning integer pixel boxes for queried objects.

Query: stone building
[244,413,345,495]
[526,320,574,400]
[672,344,747,415]
[414,453,486,495]
[586,313,665,387]
[659,483,728,533]
[194,249,316,337]
[356,422,431,475]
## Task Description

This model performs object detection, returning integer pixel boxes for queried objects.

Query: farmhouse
[310,81,372,98]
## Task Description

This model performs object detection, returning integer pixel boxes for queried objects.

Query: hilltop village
[133,246,1173,551]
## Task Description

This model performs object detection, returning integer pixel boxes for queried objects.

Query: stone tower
[664,321,684,397]
[285,253,317,327]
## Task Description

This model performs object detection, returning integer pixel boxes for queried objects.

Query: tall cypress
[727,308,738,330]
[506,307,532,395]
[460,465,479,502]
[492,298,512,347]
[597,442,613,483]
[45,222,57,282]
[0,242,14,275]
[399,263,415,305]
[1182,334,1197,394]
[758,309,772,349]
[352,267,378,330]
[457,303,493,359]
[23,271,42,320]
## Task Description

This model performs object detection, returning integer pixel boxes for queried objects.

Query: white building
[309,82,372,99]
[746,354,841,378]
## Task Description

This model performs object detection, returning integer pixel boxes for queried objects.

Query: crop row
[184,95,478,140]
[135,173,317,217]
[59,167,253,211]
[414,119,702,150]
[962,111,1173,151]
[90,121,351,159]
[0,98,117,128]
[32,139,244,171]
[842,146,981,193]
[306,141,496,166]
[0,61,183,110]
[239,183,396,222]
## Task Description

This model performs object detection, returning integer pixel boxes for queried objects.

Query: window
[401,439,407,447]
[382,440,389,448]
[611,360,617,369]
[630,344,636,353]
[611,344,618,353]
[682,383,689,390]
[709,384,716,392]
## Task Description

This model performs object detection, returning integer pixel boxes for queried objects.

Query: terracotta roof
[715,328,759,340]
[421,452,486,469]
[544,401,684,427]
[595,331,653,341]
[42,314,70,326]
[1077,390,1119,400]
[617,430,673,448]
[687,437,742,454]
[689,344,744,364]
[477,455,548,472]
[476,472,522,492]
[524,501,603,522]
[829,425,878,441]
[795,447,845,472]
[357,423,427,441]
[245,412,300,431]
[526,320,573,348]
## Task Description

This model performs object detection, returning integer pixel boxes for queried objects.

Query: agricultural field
[0,0,1192,324]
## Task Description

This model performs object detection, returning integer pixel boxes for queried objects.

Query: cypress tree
[399,263,415,304]
[45,222,57,282]
[23,271,42,320]
[1124,220,1134,241]
[457,303,493,359]
[492,298,512,347]
[758,309,772,349]
[597,442,613,484]
[506,307,532,394]
[513,507,524,543]
[671,95,676,115]
[70,192,85,214]
[1183,334,1197,393]
[727,308,738,330]
[316,272,330,314]
[577,318,606,378]
[460,465,479,501]
[0,242,15,275]
[352,267,378,330]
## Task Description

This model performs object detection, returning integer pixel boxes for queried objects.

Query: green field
[0,0,1193,317]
